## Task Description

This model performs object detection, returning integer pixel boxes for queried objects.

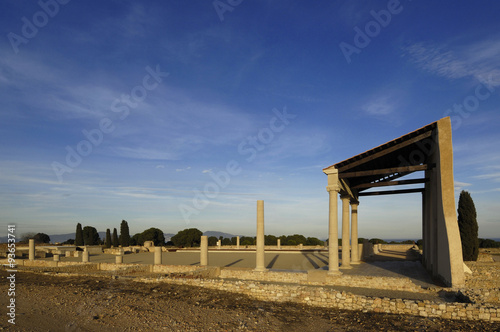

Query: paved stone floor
[40,248,440,287]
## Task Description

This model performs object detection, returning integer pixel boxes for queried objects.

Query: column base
[340,264,353,269]
[254,268,268,272]
[327,270,342,276]
[350,261,361,265]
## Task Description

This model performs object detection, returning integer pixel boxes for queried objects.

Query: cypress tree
[119,220,131,246]
[82,226,100,245]
[104,229,111,248]
[75,223,84,246]
[112,228,119,247]
[457,190,479,261]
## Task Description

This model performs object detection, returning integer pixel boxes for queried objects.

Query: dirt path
[1,270,498,331]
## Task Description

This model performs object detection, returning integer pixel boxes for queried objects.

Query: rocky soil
[1,269,499,331]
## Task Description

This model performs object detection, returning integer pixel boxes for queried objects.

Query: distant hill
[203,231,243,239]
[164,233,175,242]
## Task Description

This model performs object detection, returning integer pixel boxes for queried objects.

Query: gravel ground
[1,269,499,331]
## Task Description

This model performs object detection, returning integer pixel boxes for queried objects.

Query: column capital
[350,199,359,206]
[340,194,351,200]
[326,185,340,193]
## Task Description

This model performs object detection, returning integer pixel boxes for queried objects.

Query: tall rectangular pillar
[236,236,240,249]
[350,200,360,264]
[254,200,267,272]
[277,238,281,250]
[340,195,352,269]
[200,235,208,266]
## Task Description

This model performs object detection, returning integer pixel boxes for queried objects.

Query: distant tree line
[62,216,497,253]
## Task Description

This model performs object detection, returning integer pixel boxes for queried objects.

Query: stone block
[307,269,327,283]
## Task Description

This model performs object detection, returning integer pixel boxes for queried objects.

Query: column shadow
[266,255,280,269]
[225,259,244,267]
[301,253,320,269]
[311,253,329,265]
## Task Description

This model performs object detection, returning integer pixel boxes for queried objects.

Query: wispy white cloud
[454,181,472,192]
[362,95,397,116]
[473,172,500,182]
[402,38,500,86]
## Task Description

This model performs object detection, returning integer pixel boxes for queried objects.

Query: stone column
[327,185,341,275]
[254,200,267,272]
[236,236,240,249]
[350,199,360,264]
[82,250,89,263]
[65,251,71,257]
[277,238,281,250]
[115,255,123,264]
[53,254,60,262]
[217,240,221,249]
[200,235,208,266]
[154,247,162,265]
[340,195,352,269]
[29,239,35,261]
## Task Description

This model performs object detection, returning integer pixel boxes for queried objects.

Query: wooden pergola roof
[323,120,439,198]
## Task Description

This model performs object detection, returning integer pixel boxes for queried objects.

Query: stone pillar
[299,243,303,250]
[236,236,240,249]
[350,200,360,264]
[277,238,281,250]
[82,250,89,263]
[255,200,267,272]
[200,236,208,266]
[115,255,123,264]
[217,240,221,249]
[154,247,162,265]
[29,239,35,261]
[340,195,352,269]
[53,254,60,262]
[327,185,341,275]
[65,251,71,257]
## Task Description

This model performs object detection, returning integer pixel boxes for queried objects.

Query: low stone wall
[98,263,149,273]
[380,244,415,251]
[220,268,423,293]
[464,262,500,305]
[141,277,500,322]
[221,268,307,283]
[150,264,200,274]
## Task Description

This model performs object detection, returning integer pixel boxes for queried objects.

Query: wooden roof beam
[358,188,424,196]
[337,131,433,172]
[339,164,432,179]
[353,178,429,190]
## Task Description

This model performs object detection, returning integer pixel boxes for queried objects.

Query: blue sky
[1,0,499,240]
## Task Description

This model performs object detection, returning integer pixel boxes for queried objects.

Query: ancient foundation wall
[147,277,499,322]
[220,268,423,293]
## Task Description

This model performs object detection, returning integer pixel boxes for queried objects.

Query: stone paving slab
[37,248,439,286]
